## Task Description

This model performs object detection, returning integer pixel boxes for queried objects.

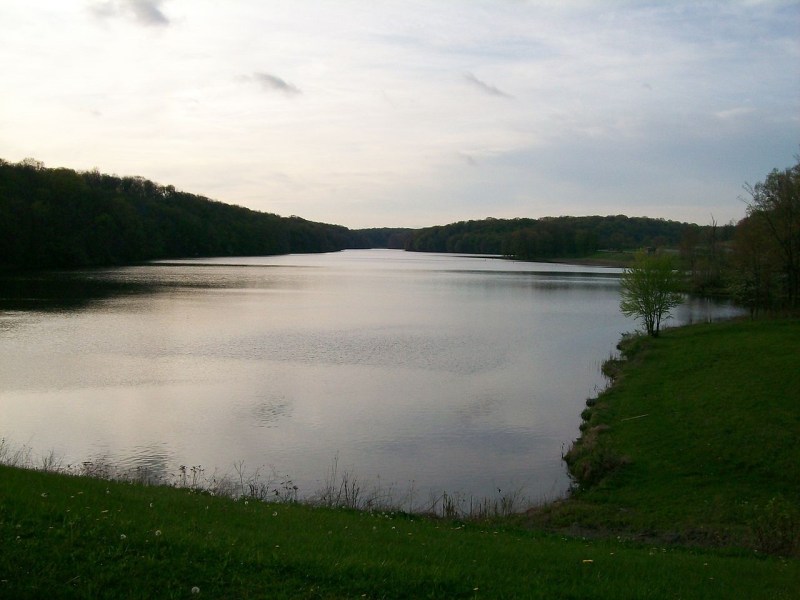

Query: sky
[1,1,798,229]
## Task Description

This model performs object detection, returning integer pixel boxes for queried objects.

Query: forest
[403,214,730,259]
[0,158,407,269]
[2,156,797,314]
[0,158,723,270]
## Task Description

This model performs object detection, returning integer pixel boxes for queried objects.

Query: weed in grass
[752,496,800,557]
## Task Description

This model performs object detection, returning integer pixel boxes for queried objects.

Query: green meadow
[2,319,799,598]
[551,319,800,552]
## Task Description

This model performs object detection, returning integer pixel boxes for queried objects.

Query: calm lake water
[0,250,742,505]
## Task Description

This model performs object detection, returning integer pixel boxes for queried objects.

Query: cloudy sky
[1,1,798,228]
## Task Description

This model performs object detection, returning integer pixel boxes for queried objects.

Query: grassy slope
[2,319,799,598]
[543,319,800,548]
[550,251,635,268]
[2,466,798,599]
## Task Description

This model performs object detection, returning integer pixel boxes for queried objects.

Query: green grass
[2,318,799,598]
[2,465,798,599]
[551,319,800,552]
[559,251,636,267]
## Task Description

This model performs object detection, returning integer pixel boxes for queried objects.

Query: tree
[619,251,684,337]
[742,159,800,310]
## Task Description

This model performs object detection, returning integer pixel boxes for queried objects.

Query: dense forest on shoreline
[404,214,731,258]
[3,156,797,315]
[0,159,408,269]
[1,158,729,270]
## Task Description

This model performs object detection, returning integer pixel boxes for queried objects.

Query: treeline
[0,159,407,269]
[404,215,731,260]
[729,159,800,314]
[4,156,795,314]
[405,158,800,315]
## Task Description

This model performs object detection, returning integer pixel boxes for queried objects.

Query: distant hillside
[404,215,731,260]
[0,159,408,269]
[1,158,732,270]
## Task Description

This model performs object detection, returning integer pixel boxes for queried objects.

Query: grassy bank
[2,319,799,598]
[548,318,800,553]
[554,251,635,268]
[2,465,797,599]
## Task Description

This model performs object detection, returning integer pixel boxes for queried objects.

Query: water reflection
[0,270,153,312]
[0,250,744,502]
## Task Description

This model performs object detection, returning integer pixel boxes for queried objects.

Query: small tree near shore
[620,251,684,337]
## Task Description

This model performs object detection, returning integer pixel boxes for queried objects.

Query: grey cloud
[458,152,478,166]
[90,0,170,27]
[464,72,512,99]
[128,0,169,26]
[253,72,301,96]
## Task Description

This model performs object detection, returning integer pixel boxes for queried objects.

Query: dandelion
[191,586,200,594]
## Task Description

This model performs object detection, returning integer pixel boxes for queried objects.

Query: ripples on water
[0,250,743,503]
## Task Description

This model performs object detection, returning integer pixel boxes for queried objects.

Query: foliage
[736,158,800,312]
[619,251,684,336]
[1,157,736,270]
[730,215,784,315]
[404,215,727,261]
[0,159,409,269]
[679,218,734,295]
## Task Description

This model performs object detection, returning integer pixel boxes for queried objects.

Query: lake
[0,249,742,508]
